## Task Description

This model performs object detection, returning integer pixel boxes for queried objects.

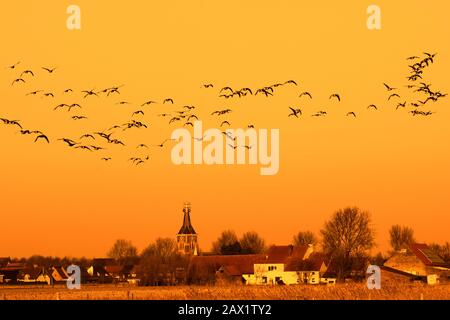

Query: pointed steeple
[178,202,196,234]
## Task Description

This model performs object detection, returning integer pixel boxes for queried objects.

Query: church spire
[176,202,198,256]
[178,202,196,235]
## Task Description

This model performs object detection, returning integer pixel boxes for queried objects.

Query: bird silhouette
[388,93,400,100]
[284,80,298,86]
[80,134,95,140]
[329,94,341,101]
[346,112,356,117]
[202,84,214,88]
[72,116,88,120]
[383,83,397,91]
[0,118,22,129]
[63,89,73,94]
[101,157,112,161]
[396,102,407,110]
[367,104,378,110]
[8,62,20,69]
[141,100,157,106]
[43,92,55,98]
[299,92,312,99]
[11,78,25,85]
[58,138,78,147]
[82,90,98,98]
[132,110,145,117]
[163,98,174,104]
[68,103,82,111]
[156,139,174,148]
[26,90,43,96]
[20,70,34,77]
[220,87,233,93]
[288,107,302,118]
[220,121,231,127]
[34,134,50,143]
[42,67,57,74]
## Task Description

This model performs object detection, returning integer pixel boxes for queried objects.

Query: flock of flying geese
[1,52,446,165]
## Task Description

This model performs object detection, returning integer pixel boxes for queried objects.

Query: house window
[268,266,277,271]
[262,277,267,284]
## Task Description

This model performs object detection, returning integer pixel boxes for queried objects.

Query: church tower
[176,202,198,256]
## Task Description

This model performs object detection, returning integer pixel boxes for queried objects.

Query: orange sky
[0,1,449,258]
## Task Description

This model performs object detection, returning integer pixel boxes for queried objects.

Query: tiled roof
[409,243,447,267]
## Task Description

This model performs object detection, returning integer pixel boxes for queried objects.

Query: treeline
[7,207,450,284]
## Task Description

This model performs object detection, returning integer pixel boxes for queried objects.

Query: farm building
[187,245,334,285]
[383,243,450,284]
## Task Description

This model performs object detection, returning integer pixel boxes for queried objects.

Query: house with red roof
[242,244,334,285]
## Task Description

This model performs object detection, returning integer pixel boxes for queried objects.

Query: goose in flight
[329,93,341,101]
[72,116,88,120]
[288,107,302,118]
[284,80,298,86]
[34,134,50,143]
[26,90,43,96]
[220,87,233,93]
[388,93,400,100]
[132,110,145,117]
[42,67,57,73]
[202,84,214,88]
[346,112,356,117]
[383,83,396,91]
[58,138,78,147]
[82,90,98,98]
[0,118,22,128]
[396,102,407,110]
[220,121,231,127]
[163,98,174,104]
[156,139,175,148]
[8,61,20,69]
[299,92,312,99]
[80,134,95,140]
[142,100,157,106]
[11,78,25,85]
[20,70,34,77]
[367,104,378,110]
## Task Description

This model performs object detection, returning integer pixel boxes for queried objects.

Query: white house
[242,245,334,285]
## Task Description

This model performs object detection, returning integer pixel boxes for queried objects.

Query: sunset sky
[0,1,449,258]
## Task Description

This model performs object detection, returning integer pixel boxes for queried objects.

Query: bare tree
[429,242,450,263]
[140,238,188,286]
[389,225,415,252]
[211,230,241,255]
[293,231,318,246]
[240,231,266,254]
[321,207,375,282]
[107,239,138,265]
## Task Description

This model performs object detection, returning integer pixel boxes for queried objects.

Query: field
[0,283,449,300]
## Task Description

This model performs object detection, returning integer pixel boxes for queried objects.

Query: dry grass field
[0,283,449,300]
